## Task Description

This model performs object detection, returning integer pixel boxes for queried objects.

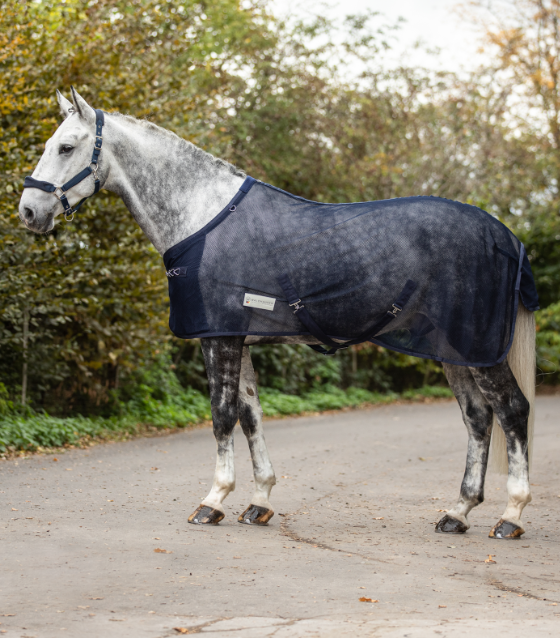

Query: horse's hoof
[238,504,274,525]
[489,518,524,539]
[435,514,468,534]
[188,504,224,525]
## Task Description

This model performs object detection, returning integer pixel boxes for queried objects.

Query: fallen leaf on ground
[154,548,172,554]
[438,604,447,608]
[359,597,379,603]
[374,517,384,520]
[53,458,58,462]
[90,597,104,600]
[11,508,17,511]
[0,614,15,617]
[485,555,496,564]
[174,629,190,635]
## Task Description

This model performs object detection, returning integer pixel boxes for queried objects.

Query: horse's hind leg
[188,336,245,525]
[237,346,276,525]
[436,363,493,534]
[470,361,531,539]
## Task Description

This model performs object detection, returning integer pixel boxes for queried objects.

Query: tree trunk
[21,303,29,406]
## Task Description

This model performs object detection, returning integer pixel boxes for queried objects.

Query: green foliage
[0,0,274,411]
[0,383,13,416]
[0,382,454,453]
[1,0,559,424]
[536,302,560,380]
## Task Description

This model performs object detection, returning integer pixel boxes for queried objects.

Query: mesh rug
[163,177,539,366]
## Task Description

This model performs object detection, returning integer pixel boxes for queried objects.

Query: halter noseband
[23,109,104,221]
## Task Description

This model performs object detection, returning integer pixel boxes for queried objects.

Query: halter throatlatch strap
[277,274,418,355]
[23,109,104,221]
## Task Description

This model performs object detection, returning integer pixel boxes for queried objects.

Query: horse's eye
[59,144,74,155]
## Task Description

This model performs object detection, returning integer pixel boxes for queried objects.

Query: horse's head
[19,88,104,233]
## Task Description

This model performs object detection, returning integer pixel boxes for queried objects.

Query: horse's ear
[70,86,96,125]
[56,90,74,120]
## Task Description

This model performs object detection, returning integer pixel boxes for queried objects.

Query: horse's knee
[212,402,238,439]
[238,399,261,438]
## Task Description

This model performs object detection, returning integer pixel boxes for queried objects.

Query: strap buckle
[387,303,402,319]
[94,136,103,150]
[289,298,304,313]
[166,269,180,277]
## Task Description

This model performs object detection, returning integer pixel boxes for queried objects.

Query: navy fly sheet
[163,177,539,366]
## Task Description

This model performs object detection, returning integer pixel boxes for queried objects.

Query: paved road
[1,397,559,637]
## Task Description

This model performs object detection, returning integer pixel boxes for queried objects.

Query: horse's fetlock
[255,470,276,487]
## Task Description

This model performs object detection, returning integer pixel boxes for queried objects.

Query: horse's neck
[103,116,245,255]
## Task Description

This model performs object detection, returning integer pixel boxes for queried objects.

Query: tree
[0,0,275,411]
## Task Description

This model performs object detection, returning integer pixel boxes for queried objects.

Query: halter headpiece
[23,109,104,221]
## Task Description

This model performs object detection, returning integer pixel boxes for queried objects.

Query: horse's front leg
[188,336,245,525]
[237,346,276,525]
[436,363,493,534]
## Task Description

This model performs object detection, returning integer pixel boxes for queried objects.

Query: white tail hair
[489,302,536,474]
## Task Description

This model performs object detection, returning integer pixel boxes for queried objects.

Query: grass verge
[0,385,453,456]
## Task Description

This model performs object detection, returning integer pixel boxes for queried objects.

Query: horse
[19,88,537,540]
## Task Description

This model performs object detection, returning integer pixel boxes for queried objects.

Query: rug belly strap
[277,274,417,355]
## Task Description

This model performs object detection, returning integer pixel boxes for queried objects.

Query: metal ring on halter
[64,209,75,222]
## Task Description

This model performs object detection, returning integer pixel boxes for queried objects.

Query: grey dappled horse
[19,89,536,539]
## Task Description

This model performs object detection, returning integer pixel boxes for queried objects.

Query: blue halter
[23,109,104,221]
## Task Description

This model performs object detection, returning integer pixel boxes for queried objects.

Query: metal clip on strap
[277,273,417,356]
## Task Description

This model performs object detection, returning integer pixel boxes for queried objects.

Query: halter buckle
[94,136,103,150]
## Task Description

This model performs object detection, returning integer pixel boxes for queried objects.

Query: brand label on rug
[243,293,276,311]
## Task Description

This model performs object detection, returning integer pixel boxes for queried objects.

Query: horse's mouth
[24,212,55,234]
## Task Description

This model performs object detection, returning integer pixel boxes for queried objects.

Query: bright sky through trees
[270,0,486,72]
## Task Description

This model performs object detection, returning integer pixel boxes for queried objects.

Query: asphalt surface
[1,397,559,637]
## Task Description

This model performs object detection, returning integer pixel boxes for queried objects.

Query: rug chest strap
[277,274,417,356]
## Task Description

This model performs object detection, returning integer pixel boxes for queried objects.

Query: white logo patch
[243,293,276,311]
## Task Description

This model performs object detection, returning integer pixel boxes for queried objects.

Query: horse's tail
[489,302,536,474]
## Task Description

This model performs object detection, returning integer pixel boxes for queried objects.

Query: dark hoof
[435,514,468,534]
[489,518,524,539]
[238,504,274,525]
[188,504,224,525]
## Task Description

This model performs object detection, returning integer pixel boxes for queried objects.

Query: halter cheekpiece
[23,109,104,221]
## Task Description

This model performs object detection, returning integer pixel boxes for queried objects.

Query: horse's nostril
[24,206,35,222]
